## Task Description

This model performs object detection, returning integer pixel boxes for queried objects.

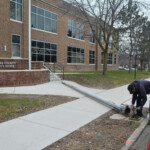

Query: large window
[89,29,95,43]
[32,5,57,33]
[67,46,84,64]
[12,34,21,57]
[10,0,23,22]
[101,52,113,64]
[89,50,95,64]
[68,19,84,40]
[32,40,57,63]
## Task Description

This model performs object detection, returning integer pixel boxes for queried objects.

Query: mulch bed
[43,109,147,150]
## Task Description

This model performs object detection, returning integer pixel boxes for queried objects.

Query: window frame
[10,0,23,23]
[89,29,95,44]
[32,39,57,63]
[89,50,95,64]
[68,19,85,41]
[11,34,21,58]
[67,46,85,64]
[107,53,113,64]
[32,5,58,34]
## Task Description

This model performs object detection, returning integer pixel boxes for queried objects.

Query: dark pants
[136,96,143,115]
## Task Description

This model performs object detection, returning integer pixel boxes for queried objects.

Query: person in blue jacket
[128,80,150,117]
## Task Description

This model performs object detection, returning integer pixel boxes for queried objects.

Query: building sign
[0,62,16,69]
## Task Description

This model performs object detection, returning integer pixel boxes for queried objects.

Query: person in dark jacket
[128,80,150,117]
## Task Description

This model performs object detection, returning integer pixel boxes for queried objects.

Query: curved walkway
[0,79,149,150]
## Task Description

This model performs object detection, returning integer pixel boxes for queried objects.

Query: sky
[137,0,150,20]
[65,0,150,20]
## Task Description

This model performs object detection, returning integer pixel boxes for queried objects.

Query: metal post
[62,81,130,114]
[28,0,31,70]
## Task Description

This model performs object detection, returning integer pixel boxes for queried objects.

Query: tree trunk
[140,60,143,72]
[128,53,132,74]
[95,36,98,71]
[103,51,107,75]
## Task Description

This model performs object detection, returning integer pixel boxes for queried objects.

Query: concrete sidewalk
[0,80,150,150]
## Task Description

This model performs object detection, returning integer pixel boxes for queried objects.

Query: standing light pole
[28,0,31,70]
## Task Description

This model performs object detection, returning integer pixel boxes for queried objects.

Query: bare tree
[61,0,127,75]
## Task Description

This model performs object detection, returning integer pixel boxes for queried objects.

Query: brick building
[0,0,118,71]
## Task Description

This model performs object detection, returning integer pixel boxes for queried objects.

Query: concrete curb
[121,116,149,150]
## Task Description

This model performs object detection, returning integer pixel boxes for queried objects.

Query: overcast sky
[137,0,150,19]
[65,0,150,20]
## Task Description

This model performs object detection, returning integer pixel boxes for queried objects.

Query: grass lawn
[63,70,150,89]
[0,94,76,123]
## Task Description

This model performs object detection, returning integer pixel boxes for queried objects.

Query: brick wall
[0,70,49,87]
[0,0,119,71]
[0,59,43,70]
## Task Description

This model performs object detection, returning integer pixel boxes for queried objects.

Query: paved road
[130,125,150,150]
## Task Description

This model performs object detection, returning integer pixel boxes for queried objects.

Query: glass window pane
[38,15,44,30]
[45,43,50,49]
[17,0,22,4]
[68,47,71,51]
[68,26,72,37]
[32,5,36,13]
[37,49,44,54]
[10,1,16,20]
[45,49,50,54]
[31,40,57,63]
[32,48,36,54]
[68,20,72,26]
[51,21,57,33]
[32,54,36,61]
[51,13,57,20]
[67,57,71,63]
[17,4,22,21]
[32,13,36,28]
[37,41,44,48]
[45,55,50,62]
[45,18,51,31]
[51,50,56,55]
[51,44,56,50]
[51,56,57,63]
[45,10,51,18]
[32,41,36,47]
[73,47,76,53]
[37,54,44,61]
[12,35,20,44]
[12,44,20,57]
[38,8,44,16]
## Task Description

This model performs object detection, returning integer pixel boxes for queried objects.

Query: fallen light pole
[62,81,130,115]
